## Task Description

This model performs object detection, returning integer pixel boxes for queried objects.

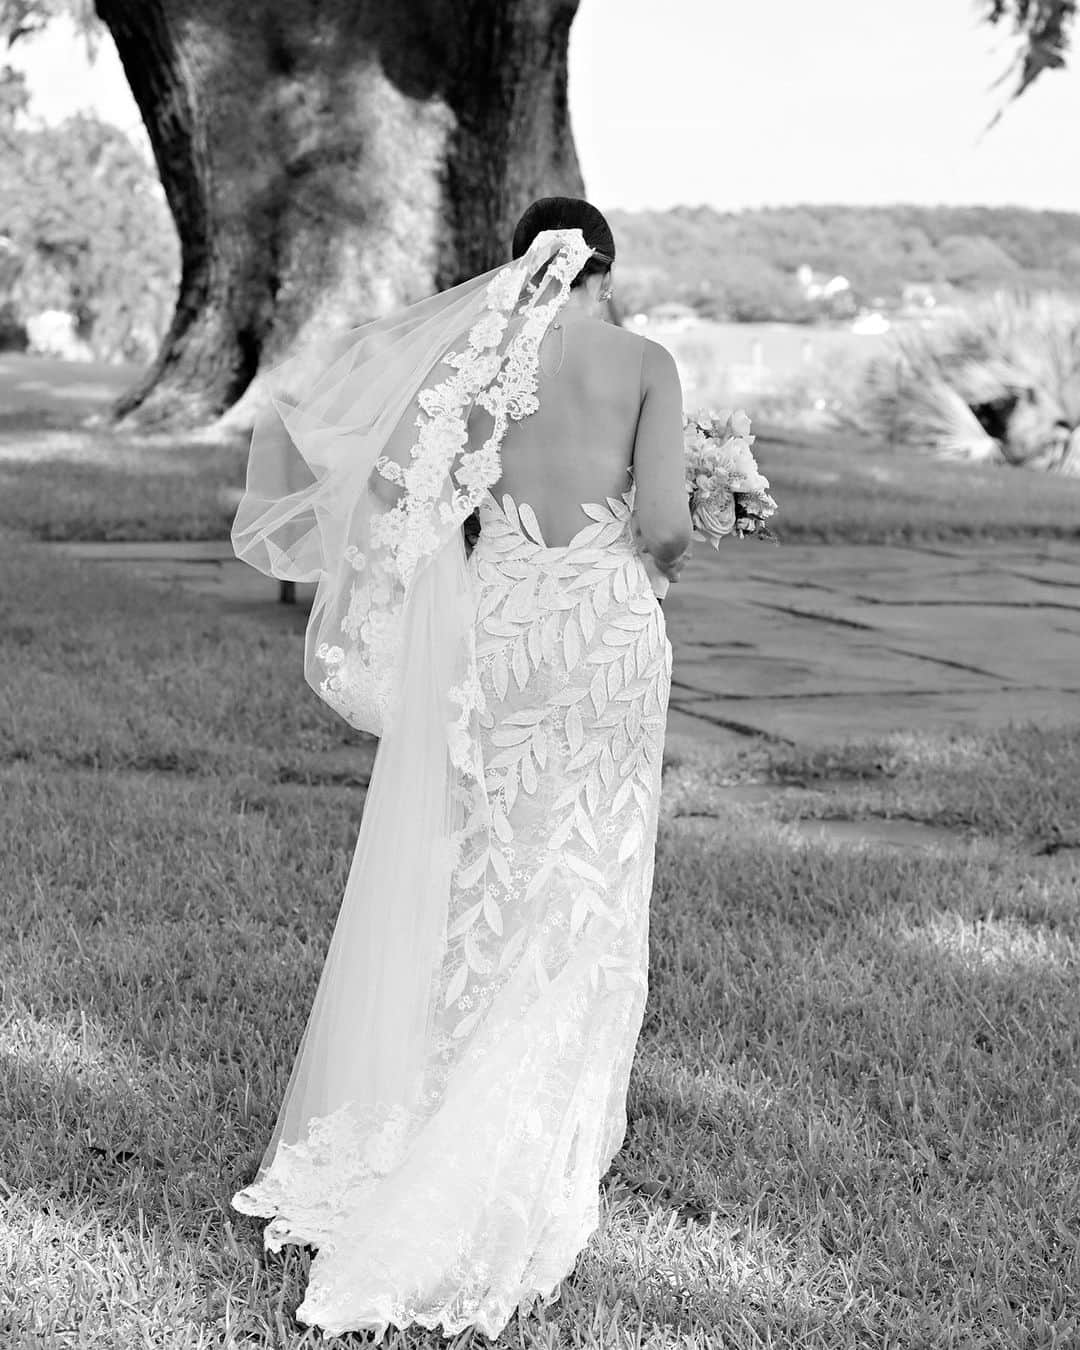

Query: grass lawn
[752,427,1080,545]
[2,533,1078,1348]
[0,424,249,544]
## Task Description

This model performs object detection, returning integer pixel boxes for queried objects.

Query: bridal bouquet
[684,407,778,545]
[641,407,779,599]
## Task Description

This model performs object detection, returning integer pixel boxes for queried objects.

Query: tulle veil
[230,229,597,1190]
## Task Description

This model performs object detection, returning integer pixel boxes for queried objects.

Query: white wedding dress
[232,475,673,1338]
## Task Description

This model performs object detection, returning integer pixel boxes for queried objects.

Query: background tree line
[0,66,178,361]
[609,203,1080,322]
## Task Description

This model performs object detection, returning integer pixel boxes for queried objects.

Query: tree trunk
[93,0,583,428]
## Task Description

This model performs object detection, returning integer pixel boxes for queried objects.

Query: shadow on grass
[5,776,1077,1344]
[618,821,1079,1338]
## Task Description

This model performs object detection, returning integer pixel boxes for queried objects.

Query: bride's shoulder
[571,321,652,382]
[578,318,647,352]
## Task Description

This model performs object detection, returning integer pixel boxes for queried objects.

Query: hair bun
[511,198,615,290]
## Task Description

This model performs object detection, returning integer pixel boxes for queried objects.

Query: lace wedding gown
[232,479,672,1340]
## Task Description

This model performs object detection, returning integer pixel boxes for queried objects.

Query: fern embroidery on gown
[231,481,672,1339]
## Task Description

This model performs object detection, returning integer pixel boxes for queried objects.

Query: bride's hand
[631,516,690,584]
[658,547,690,584]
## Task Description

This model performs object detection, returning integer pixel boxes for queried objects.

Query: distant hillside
[606,204,1080,322]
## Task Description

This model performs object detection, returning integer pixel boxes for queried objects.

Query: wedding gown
[232,476,673,1339]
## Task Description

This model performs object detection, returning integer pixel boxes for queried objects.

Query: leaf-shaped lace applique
[511,639,530,691]
[515,500,547,546]
[527,622,543,668]
[492,650,510,700]
[565,703,585,755]
[563,616,582,672]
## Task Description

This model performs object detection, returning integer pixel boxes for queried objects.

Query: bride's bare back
[474,315,691,553]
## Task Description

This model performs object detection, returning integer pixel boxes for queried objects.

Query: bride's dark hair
[511,196,614,289]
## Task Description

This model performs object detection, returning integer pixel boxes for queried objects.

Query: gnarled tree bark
[93,0,583,427]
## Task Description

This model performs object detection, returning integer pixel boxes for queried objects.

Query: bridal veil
[230,229,597,1195]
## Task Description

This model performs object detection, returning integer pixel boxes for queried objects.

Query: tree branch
[979,0,1077,126]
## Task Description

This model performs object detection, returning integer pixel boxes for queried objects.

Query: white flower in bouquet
[729,410,752,437]
[710,440,766,493]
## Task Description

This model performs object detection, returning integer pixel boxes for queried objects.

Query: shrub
[851,291,1080,473]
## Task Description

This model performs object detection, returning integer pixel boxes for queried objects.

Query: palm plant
[854,291,1080,474]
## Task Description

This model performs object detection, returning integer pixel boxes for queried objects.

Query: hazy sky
[570,0,1080,212]
[9,2,1080,214]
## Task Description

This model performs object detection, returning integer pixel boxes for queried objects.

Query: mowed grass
[0,424,248,543]
[2,535,1078,1348]
[753,427,1080,545]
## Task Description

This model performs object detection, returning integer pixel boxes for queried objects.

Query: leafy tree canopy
[0,107,178,360]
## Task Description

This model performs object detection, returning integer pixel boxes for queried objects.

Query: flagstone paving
[47,535,1080,749]
[665,537,1079,747]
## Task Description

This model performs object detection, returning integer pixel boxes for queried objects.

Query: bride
[229,196,693,1339]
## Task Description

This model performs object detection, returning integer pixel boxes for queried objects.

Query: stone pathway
[47,534,1080,749]
[664,536,1080,747]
